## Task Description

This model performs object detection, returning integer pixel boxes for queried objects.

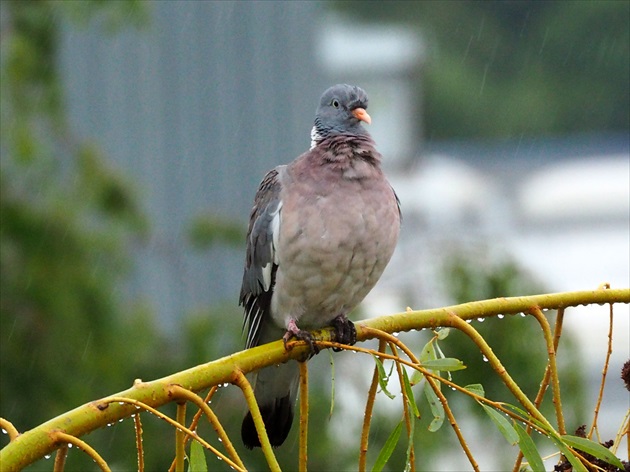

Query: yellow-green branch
[1,289,628,471]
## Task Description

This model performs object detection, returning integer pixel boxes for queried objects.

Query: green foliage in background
[334,0,629,139]
[0,2,168,470]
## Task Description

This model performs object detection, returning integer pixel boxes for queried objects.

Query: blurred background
[1,1,628,470]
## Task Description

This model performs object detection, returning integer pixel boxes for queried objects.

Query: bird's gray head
[311,84,371,148]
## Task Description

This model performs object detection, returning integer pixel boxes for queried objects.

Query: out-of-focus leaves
[333,0,629,138]
[187,214,245,249]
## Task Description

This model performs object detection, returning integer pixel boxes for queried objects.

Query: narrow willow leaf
[513,422,545,472]
[500,403,549,433]
[424,384,444,432]
[419,338,437,363]
[436,327,451,340]
[421,358,466,371]
[372,355,395,399]
[479,403,518,445]
[562,435,625,469]
[404,409,416,472]
[409,369,423,386]
[187,440,208,472]
[464,384,485,397]
[372,421,403,472]
[552,436,588,472]
[401,368,420,419]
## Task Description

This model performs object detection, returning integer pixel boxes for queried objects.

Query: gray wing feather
[240,166,285,349]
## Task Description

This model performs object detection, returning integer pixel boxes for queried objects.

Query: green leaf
[436,327,451,340]
[421,358,466,371]
[479,403,518,445]
[187,440,208,472]
[552,436,588,472]
[372,420,403,472]
[424,384,444,432]
[401,368,420,419]
[410,369,423,386]
[464,384,485,397]
[404,410,416,472]
[513,422,545,472]
[372,355,396,399]
[561,435,625,469]
[419,338,437,363]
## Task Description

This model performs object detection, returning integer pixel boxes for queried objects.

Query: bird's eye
[331,99,340,108]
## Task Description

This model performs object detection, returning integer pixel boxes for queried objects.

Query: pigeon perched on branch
[240,84,401,449]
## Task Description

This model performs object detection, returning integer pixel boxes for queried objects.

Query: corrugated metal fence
[59,1,326,331]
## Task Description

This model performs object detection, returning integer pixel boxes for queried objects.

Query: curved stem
[588,301,615,441]
[232,370,281,472]
[50,432,110,472]
[359,339,387,472]
[529,306,565,434]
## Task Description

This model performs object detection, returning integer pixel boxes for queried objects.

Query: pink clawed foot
[283,318,319,355]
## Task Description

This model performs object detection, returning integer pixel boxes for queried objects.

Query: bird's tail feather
[241,361,300,448]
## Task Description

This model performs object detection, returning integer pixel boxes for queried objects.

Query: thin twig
[50,431,111,472]
[168,385,244,470]
[447,314,557,434]
[359,339,387,472]
[513,307,565,472]
[425,374,480,472]
[133,413,144,472]
[316,340,548,435]
[52,445,68,472]
[529,306,565,434]
[588,302,615,442]
[232,370,281,472]
[299,361,309,472]
[175,402,186,472]
[167,386,222,472]
[391,342,415,471]
[102,397,240,470]
[0,418,19,442]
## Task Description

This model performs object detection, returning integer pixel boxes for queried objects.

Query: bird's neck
[312,133,382,180]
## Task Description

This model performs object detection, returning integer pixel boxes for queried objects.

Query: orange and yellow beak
[351,107,371,125]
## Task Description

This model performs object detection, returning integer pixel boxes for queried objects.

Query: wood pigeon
[240,84,401,449]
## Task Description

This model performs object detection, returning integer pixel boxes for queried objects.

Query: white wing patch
[261,201,282,291]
